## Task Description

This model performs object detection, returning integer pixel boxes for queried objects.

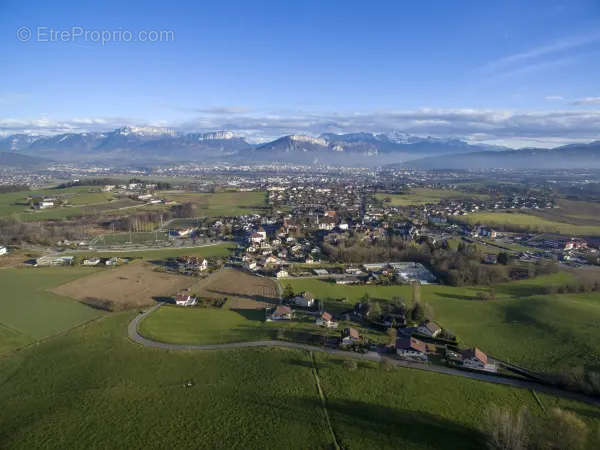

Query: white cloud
[544,95,564,101]
[481,31,600,75]
[571,96,600,105]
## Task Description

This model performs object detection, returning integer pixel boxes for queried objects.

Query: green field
[287,273,600,372]
[0,267,104,354]
[139,304,386,346]
[80,242,235,260]
[461,211,600,236]
[163,191,267,216]
[1,311,599,449]
[376,188,489,207]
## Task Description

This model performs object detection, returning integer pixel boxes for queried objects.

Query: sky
[1,0,599,147]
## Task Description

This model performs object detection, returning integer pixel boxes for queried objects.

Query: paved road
[128,305,600,407]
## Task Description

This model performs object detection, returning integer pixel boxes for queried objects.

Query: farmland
[1,312,599,449]
[376,188,489,207]
[163,191,268,217]
[51,261,197,310]
[0,267,103,354]
[77,242,235,260]
[459,211,600,236]
[287,273,600,372]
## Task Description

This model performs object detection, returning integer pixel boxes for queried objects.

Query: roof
[462,347,488,364]
[321,312,333,321]
[302,291,315,300]
[396,336,427,354]
[273,305,292,315]
[343,327,360,339]
[421,320,441,334]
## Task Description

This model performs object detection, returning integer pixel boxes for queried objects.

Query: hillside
[400,141,600,170]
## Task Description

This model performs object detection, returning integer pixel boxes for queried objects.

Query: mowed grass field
[163,191,267,216]
[287,273,600,372]
[0,267,103,354]
[376,188,489,206]
[78,242,235,260]
[461,211,600,236]
[1,312,600,449]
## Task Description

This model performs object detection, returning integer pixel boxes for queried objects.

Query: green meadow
[461,211,600,236]
[288,273,600,372]
[0,267,104,354]
[163,191,268,216]
[1,312,599,449]
[376,188,489,207]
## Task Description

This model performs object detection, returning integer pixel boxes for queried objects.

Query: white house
[200,259,209,271]
[293,291,315,308]
[83,258,101,266]
[276,269,289,279]
[316,312,338,328]
[35,201,54,210]
[175,294,197,306]
[0,246,7,256]
[417,320,442,338]
[396,336,428,361]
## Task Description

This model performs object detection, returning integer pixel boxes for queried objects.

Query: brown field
[189,268,279,309]
[0,250,40,268]
[51,261,195,310]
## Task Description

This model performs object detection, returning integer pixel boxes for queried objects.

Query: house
[200,259,209,271]
[250,232,264,244]
[316,312,338,328]
[175,227,194,238]
[175,294,198,306]
[461,347,497,372]
[293,291,315,308]
[35,200,54,210]
[82,258,101,266]
[102,185,116,192]
[0,246,7,256]
[271,305,292,320]
[105,257,122,266]
[341,327,360,345]
[417,320,442,338]
[35,255,74,266]
[276,269,289,279]
[396,336,428,361]
[313,268,329,276]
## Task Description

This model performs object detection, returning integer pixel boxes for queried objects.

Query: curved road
[129,305,600,407]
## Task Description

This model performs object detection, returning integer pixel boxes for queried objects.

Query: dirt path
[128,304,600,408]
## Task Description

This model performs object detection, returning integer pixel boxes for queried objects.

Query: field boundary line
[309,351,341,450]
[0,314,107,359]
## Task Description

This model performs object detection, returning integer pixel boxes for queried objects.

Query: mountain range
[0,126,598,169]
[0,127,507,166]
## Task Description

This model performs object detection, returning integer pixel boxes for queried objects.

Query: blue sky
[1,0,599,146]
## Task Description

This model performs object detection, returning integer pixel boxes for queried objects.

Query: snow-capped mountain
[0,128,508,165]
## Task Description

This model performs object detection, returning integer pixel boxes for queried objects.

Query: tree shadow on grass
[248,395,483,449]
[435,292,483,301]
[207,289,279,305]
[152,296,174,304]
[231,308,265,322]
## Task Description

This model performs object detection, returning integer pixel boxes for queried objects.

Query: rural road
[128,305,600,408]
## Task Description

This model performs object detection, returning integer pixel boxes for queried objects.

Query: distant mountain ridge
[399,141,600,170]
[1,127,597,168]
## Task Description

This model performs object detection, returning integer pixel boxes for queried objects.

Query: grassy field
[0,267,103,354]
[92,231,170,246]
[530,199,600,228]
[461,211,600,236]
[287,273,600,372]
[163,191,267,216]
[1,312,599,449]
[376,188,489,207]
[79,242,235,260]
